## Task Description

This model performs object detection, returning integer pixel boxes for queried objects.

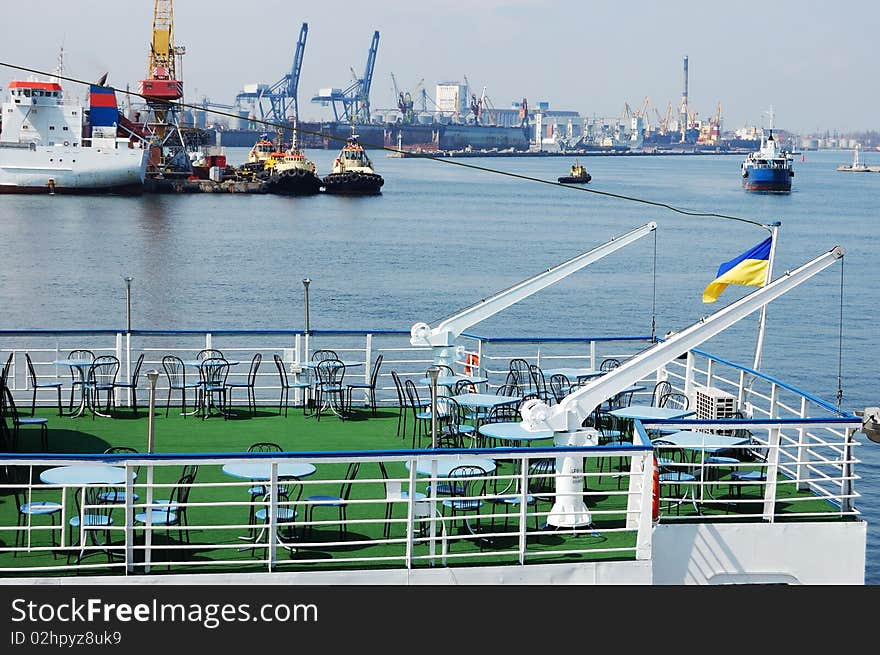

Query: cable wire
[2,60,768,227]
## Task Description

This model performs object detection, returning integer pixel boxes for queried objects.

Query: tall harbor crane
[235,22,308,125]
[137,0,184,138]
[311,30,380,123]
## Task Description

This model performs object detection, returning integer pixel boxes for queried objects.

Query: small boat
[740,110,794,192]
[263,126,322,195]
[558,161,591,184]
[322,134,384,195]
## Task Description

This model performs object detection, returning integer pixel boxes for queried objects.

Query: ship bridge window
[62,126,68,131]
[49,126,55,130]
[23,89,31,97]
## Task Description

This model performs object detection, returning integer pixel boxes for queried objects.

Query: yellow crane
[136,1,185,158]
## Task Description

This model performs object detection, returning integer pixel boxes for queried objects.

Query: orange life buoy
[464,353,480,376]
[651,456,660,525]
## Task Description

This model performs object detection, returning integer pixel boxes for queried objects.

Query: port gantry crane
[311,30,380,124]
[138,0,184,142]
[235,22,309,127]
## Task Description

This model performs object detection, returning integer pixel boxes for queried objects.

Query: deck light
[427,366,440,448]
[146,369,160,453]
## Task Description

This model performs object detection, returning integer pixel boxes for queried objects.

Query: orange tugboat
[322,133,384,195]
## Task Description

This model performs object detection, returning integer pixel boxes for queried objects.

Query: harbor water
[1,148,877,582]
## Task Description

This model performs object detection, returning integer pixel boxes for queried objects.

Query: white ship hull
[0,143,147,194]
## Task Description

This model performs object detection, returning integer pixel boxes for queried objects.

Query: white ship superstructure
[0,78,147,193]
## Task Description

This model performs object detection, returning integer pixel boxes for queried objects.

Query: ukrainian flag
[702,237,772,303]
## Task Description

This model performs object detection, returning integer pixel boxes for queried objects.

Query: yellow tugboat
[263,125,322,195]
[558,160,592,184]
[322,133,384,195]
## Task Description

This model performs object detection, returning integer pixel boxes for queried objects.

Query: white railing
[0,446,654,575]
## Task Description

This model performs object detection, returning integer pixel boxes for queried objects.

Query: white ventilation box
[694,386,738,433]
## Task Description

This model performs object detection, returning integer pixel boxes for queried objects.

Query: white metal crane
[518,245,845,527]
[409,223,658,368]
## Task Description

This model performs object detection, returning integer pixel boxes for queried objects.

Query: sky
[0,0,876,134]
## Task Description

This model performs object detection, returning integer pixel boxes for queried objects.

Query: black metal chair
[659,392,689,411]
[378,461,428,539]
[66,349,94,413]
[390,370,407,439]
[404,378,435,448]
[310,349,338,362]
[196,348,223,361]
[440,465,488,548]
[549,373,572,404]
[200,357,230,419]
[304,461,361,540]
[113,353,145,416]
[7,464,61,557]
[134,471,197,565]
[25,352,63,416]
[529,364,551,403]
[651,380,673,407]
[507,358,534,396]
[314,358,346,421]
[226,353,261,417]
[600,358,621,372]
[85,355,120,419]
[162,355,201,417]
[1,352,13,389]
[346,353,383,417]
[274,354,310,416]
[98,447,140,504]
[68,484,115,565]
[2,385,48,451]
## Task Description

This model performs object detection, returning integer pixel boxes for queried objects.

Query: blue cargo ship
[740,128,794,192]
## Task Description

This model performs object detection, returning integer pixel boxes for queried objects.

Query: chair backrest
[447,465,487,500]
[202,357,229,387]
[606,389,635,411]
[1,352,13,388]
[436,396,465,446]
[527,458,556,497]
[247,442,282,453]
[103,446,141,477]
[339,461,361,500]
[2,385,22,424]
[89,355,120,387]
[24,353,39,387]
[600,358,621,372]
[162,355,186,387]
[246,353,262,384]
[129,353,145,386]
[316,358,344,387]
[485,402,519,424]
[529,364,549,402]
[507,358,534,395]
[403,379,422,415]
[67,350,94,382]
[197,349,223,362]
[273,354,289,387]
[168,473,197,517]
[496,384,518,398]
[181,464,199,481]
[369,354,384,388]
[311,349,338,362]
[549,374,572,404]
[453,379,476,395]
[659,392,689,411]
[434,364,455,377]
[390,370,405,406]
[651,380,672,407]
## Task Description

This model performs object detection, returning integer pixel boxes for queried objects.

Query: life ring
[651,456,660,525]
[464,353,480,376]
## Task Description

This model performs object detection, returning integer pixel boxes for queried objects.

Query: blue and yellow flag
[702,237,772,303]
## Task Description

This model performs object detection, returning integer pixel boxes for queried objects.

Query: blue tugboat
[740,111,794,193]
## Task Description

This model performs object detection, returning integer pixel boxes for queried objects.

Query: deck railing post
[518,454,528,565]
[125,464,135,572]
[268,462,278,571]
[796,396,809,491]
[634,452,654,560]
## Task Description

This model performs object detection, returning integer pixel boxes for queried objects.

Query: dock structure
[144,177,268,193]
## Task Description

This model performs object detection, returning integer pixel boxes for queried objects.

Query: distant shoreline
[401,148,760,159]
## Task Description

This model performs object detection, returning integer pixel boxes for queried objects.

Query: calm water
[1,147,878,581]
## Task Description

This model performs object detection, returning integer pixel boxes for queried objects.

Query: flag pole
[751,221,780,371]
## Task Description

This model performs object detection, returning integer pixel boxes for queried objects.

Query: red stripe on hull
[743,182,791,193]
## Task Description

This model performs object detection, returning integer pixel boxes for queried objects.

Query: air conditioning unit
[694,386,738,434]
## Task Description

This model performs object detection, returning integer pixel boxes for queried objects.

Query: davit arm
[409,222,657,367]
[521,246,846,433]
